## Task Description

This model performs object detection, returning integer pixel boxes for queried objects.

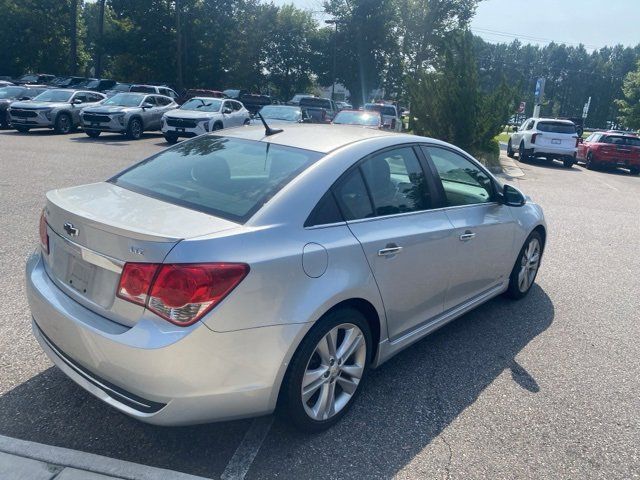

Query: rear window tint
[110,137,323,223]
[601,136,640,146]
[365,104,397,116]
[130,85,155,93]
[537,122,576,134]
[299,98,332,109]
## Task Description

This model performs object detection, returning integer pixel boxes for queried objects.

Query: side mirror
[223,107,233,114]
[141,102,153,109]
[501,184,526,207]
[302,117,313,123]
[72,98,83,105]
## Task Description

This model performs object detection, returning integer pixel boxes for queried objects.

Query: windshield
[333,111,380,126]
[602,135,640,146]
[180,98,222,112]
[537,122,576,134]
[114,84,131,92]
[19,74,38,83]
[130,85,155,93]
[32,90,73,103]
[110,136,323,222]
[365,104,397,116]
[102,93,145,107]
[259,105,301,121]
[0,87,25,99]
[84,80,100,88]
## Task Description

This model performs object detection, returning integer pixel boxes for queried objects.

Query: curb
[0,434,210,480]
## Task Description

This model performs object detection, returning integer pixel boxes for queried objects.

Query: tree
[409,31,515,159]
[616,61,640,130]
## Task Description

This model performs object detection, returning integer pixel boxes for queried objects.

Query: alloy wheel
[518,238,541,293]
[301,323,366,421]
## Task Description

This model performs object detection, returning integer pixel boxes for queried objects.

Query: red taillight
[117,263,159,306]
[531,133,539,144]
[117,262,249,326]
[39,210,49,254]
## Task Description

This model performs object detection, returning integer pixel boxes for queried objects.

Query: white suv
[507,118,578,168]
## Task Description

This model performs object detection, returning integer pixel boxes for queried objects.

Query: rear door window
[110,137,323,223]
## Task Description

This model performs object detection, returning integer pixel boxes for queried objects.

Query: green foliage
[615,61,640,130]
[409,31,516,158]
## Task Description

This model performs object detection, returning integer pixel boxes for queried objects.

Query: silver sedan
[26,124,546,431]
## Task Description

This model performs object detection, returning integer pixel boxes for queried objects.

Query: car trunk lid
[42,182,239,327]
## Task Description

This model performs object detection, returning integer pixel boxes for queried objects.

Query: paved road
[0,129,638,479]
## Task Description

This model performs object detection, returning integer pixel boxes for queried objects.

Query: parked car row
[507,116,640,175]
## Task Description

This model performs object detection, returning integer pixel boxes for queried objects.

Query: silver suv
[8,89,105,134]
[80,93,178,140]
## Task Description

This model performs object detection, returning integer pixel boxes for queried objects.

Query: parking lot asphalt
[0,129,638,479]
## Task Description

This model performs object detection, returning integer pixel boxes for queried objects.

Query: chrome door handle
[378,245,403,256]
[459,231,476,241]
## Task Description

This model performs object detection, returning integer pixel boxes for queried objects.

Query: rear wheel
[629,167,640,176]
[563,157,574,168]
[14,125,30,133]
[85,129,101,138]
[506,231,543,299]
[518,142,529,162]
[126,118,143,140]
[54,113,72,134]
[585,152,597,170]
[280,308,371,432]
[507,139,515,158]
[164,133,178,144]
[212,122,223,131]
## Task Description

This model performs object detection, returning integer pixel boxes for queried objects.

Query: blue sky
[273,0,640,50]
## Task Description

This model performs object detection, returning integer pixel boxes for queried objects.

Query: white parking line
[220,416,274,480]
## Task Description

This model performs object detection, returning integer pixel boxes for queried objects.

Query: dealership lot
[0,130,638,479]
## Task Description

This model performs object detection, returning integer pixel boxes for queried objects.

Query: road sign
[517,101,526,114]
[534,78,545,104]
[582,96,592,119]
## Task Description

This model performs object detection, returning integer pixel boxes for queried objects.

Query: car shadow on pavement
[0,285,554,479]
[69,133,163,146]
[519,157,582,172]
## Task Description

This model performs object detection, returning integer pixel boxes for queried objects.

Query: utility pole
[175,0,184,90]
[325,19,338,101]
[70,0,78,75]
[95,0,105,78]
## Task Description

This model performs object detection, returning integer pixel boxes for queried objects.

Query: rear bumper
[26,252,305,425]
[530,146,576,158]
[589,155,640,167]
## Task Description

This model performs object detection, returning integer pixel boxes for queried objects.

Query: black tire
[629,167,640,176]
[243,118,251,126]
[212,122,223,131]
[0,111,9,129]
[518,142,529,162]
[563,158,574,168]
[507,139,515,158]
[54,113,72,134]
[505,230,543,300]
[279,307,372,432]
[85,129,101,138]
[164,133,179,144]
[585,152,597,170]
[126,117,143,140]
[14,125,30,133]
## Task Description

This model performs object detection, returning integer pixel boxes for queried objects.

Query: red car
[577,131,640,175]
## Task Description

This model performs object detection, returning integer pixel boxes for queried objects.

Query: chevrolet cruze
[26,124,546,431]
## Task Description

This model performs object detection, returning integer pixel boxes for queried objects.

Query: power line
[471,27,601,50]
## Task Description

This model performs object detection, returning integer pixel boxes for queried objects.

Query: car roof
[190,96,223,101]
[534,118,574,124]
[219,123,400,153]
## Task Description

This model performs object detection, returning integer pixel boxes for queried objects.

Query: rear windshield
[110,136,323,222]
[130,85,156,93]
[299,98,332,109]
[601,135,640,146]
[365,104,397,116]
[333,111,380,126]
[537,122,576,134]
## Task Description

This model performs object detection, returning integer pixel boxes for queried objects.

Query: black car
[14,73,55,85]
[0,85,48,128]
[49,76,87,88]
